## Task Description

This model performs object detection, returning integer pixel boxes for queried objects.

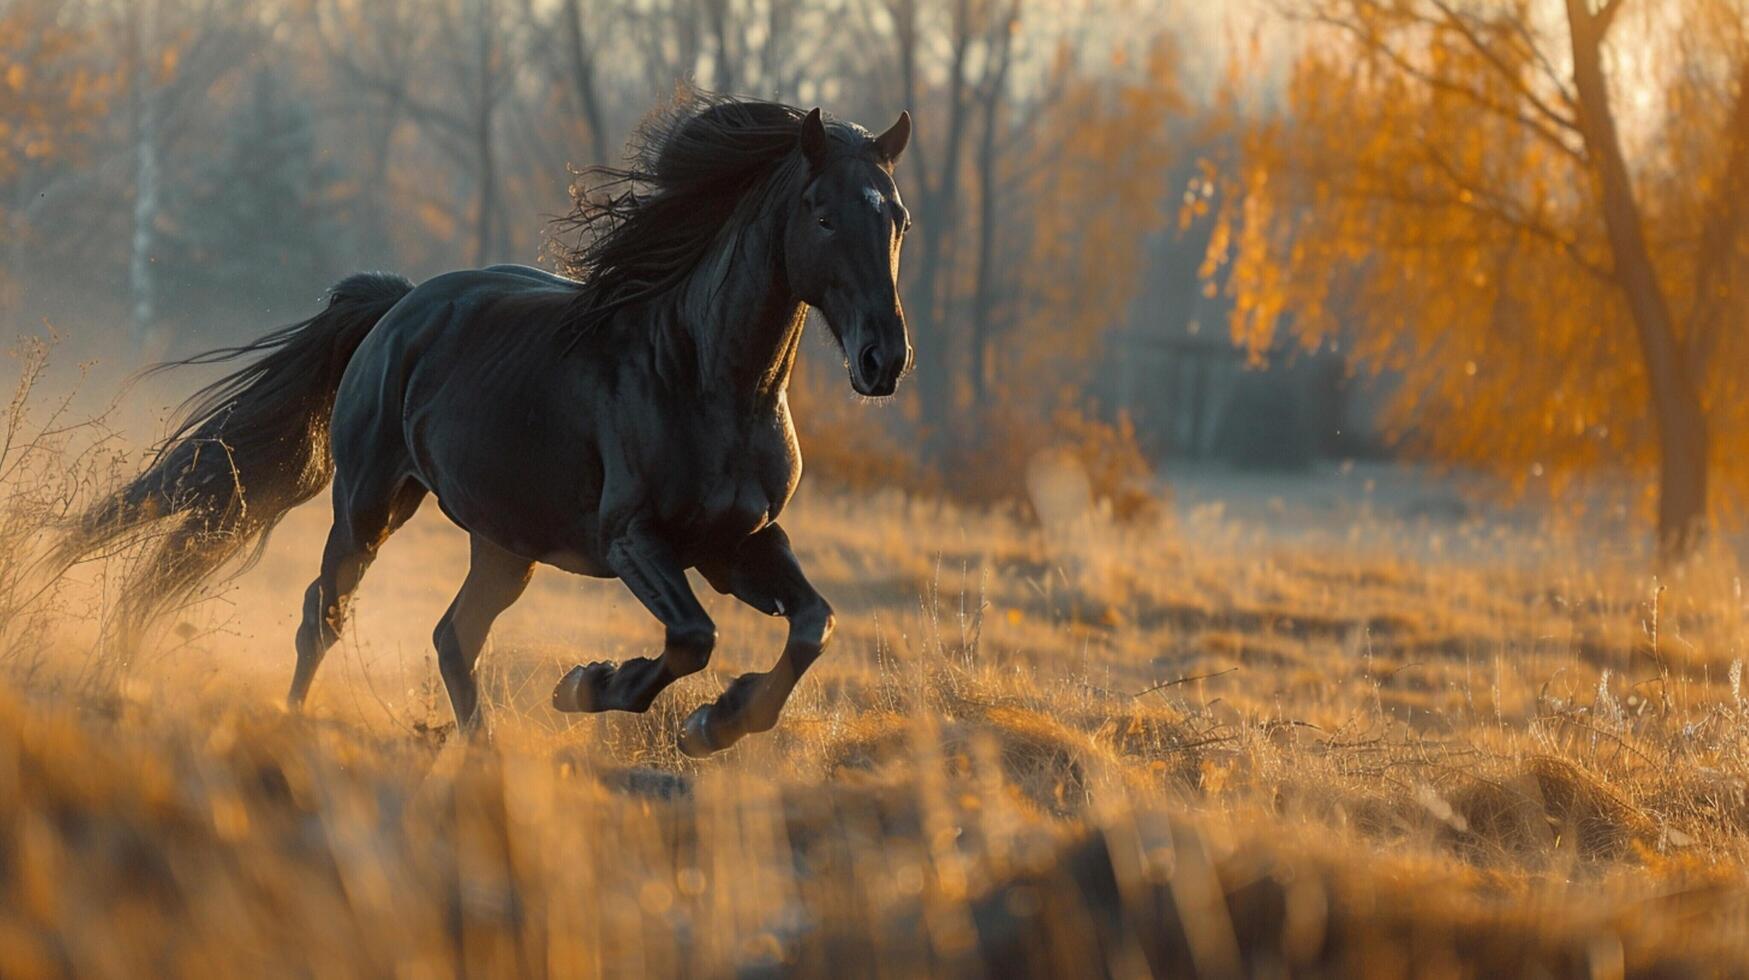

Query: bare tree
[310,0,423,261]
[1564,0,1709,556]
[126,0,160,344]
[115,0,261,345]
[968,0,1020,411]
[316,0,518,266]
[560,0,613,166]
[877,0,978,449]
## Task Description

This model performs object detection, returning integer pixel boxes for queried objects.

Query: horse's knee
[813,600,837,643]
[786,595,834,648]
[665,624,717,675]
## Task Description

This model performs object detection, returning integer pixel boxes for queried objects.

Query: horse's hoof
[553,661,617,713]
[677,706,718,758]
[552,665,587,712]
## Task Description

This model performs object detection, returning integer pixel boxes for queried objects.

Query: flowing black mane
[554,92,874,337]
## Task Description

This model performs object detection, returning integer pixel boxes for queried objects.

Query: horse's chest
[660,423,796,544]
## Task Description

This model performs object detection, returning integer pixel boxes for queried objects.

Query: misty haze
[2,0,1748,975]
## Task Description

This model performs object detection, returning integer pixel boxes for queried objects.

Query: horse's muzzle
[850,332,909,397]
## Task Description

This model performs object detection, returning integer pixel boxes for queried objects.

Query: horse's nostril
[858,344,882,383]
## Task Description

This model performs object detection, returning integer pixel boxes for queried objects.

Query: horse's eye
[817,215,834,232]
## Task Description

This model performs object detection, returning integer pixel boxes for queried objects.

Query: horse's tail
[61,271,415,629]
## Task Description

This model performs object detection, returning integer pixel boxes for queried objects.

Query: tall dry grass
[3,348,1749,976]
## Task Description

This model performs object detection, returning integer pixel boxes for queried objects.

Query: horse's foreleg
[677,524,833,757]
[552,531,716,714]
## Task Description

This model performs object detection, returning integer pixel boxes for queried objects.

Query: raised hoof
[677,705,723,758]
[552,661,616,713]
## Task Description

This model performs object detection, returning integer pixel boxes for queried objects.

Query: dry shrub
[1441,774,1556,864]
[1520,755,1658,859]
[1044,404,1162,524]
[0,333,118,682]
[1431,760,1656,867]
[817,683,1127,819]
[942,400,1161,524]
[789,361,1159,523]
[1091,709,1196,759]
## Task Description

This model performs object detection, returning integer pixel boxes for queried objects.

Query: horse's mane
[554,90,870,339]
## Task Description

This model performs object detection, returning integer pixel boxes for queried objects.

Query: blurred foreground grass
[7,467,1749,975]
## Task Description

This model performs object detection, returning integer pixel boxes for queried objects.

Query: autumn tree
[0,0,112,290]
[0,2,104,185]
[997,39,1181,404]
[313,0,523,266]
[169,69,345,323]
[870,0,998,454]
[118,0,264,345]
[1205,0,1749,559]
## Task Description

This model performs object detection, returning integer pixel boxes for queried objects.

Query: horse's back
[479,263,582,289]
[336,265,574,409]
[329,265,607,568]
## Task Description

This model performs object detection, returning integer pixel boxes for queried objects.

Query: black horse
[64,95,913,755]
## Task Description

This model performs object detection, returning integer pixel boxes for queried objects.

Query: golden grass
[6,393,1749,974]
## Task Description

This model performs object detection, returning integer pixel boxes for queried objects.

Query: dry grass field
[5,378,1749,976]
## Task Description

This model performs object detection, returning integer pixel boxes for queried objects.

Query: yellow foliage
[1203,0,1749,524]
[1005,39,1182,394]
[0,2,109,186]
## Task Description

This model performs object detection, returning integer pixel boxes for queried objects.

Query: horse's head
[785,108,913,398]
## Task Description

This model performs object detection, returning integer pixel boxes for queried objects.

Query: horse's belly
[406,409,609,573]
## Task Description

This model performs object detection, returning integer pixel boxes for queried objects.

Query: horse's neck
[675,214,806,408]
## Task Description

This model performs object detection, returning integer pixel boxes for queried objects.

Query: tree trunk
[761,0,795,98]
[705,0,735,93]
[968,95,997,410]
[1566,0,1709,560]
[361,86,403,265]
[474,106,497,265]
[907,0,974,455]
[968,0,1017,413]
[129,0,162,347]
[473,0,499,266]
[562,0,608,167]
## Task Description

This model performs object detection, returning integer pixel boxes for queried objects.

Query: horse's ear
[874,110,911,165]
[799,108,829,169]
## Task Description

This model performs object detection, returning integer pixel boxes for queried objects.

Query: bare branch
[1409,134,1612,280]
[1428,0,1581,136]
[1308,11,1587,166]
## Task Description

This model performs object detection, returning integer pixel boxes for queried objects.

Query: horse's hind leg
[552,529,716,714]
[288,474,426,709]
[434,535,533,733]
[678,524,833,757]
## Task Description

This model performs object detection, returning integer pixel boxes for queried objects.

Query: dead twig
[1134,666,1239,699]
